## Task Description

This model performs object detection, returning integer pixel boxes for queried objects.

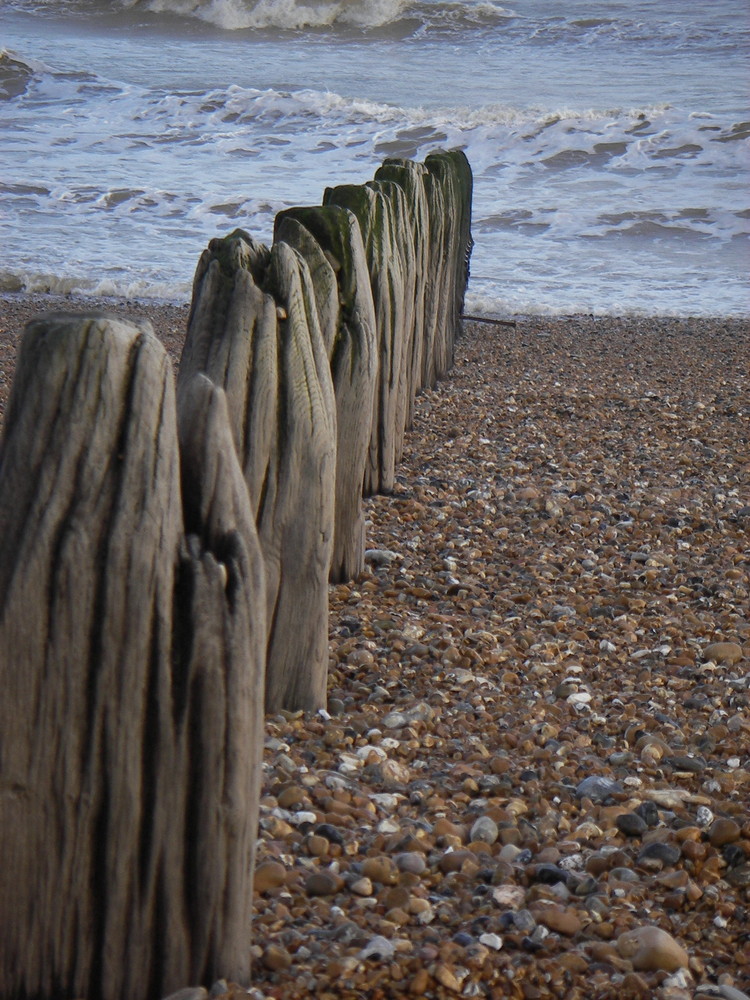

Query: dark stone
[315,823,345,845]
[453,932,474,947]
[634,800,660,827]
[637,841,681,866]
[616,812,648,837]
[665,754,706,772]
[532,864,568,886]
[723,844,747,868]
[725,863,750,888]
[522,936,544,953]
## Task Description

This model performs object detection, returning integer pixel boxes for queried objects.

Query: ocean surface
[2,0,748,316]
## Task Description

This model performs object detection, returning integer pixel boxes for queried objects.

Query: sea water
[2,0,748,316]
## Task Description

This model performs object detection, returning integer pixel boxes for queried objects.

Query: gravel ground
[1,295,748,1000]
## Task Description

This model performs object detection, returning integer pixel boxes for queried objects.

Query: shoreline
[1,293,749,997]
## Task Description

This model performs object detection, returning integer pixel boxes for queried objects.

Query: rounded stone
[470,815,499,845]
[306,834,330,857]
[634,800,660,828]
[349,876,373,896]
[637,841,681,866]
[254,860,287,894]
[533,904,582,937]
[362,856,399,884]
[395,851,427,875]
[616,925,689,972]
[277,784,306,809]
[262,944,292,972]
[305,870,343,896]
[479,932,503,951]
[610,867,641,883]
[708,817,741,847]
[701,641,743,665]
[696,805,714,828]
[576,775,624,802]
[616,812,648,837]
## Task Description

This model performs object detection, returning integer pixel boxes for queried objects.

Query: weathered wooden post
[422,150,474,386]
[374,157,431,431]
[323,181,408,495]
[323,149,473,494]
[180,230,336,713]
[275,205,377,583]
[0,313,265,1000]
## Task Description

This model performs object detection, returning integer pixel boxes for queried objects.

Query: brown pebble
[254,860,286,895]
[532,904,582,937]
[362,856,399,884]
[702,641,743,665]
[620,971,651,997]
[438,849,474,874]
[305,870,343,896]
[262,944,292,972]
[277,784,306,809]
[305,834,330,858]
[617,925,689,972]
[434,963,462,993]
[708,817,741,847]
[409,968,431,995]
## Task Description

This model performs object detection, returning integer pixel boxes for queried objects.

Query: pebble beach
[0,295,748,1000]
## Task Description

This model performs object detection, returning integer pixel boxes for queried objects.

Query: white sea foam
[120,0,411,30]
[3,0,748,316]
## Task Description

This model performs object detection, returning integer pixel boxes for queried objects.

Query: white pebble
[479,933,504,951]
[696,805,714,828]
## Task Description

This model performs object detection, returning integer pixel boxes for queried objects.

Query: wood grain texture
[175,373,266,986]
[324,182,406,496]
[275,207,377,583]
[0,314,264,999]
[324,151,472,495]
[374,158,431,432]
[181,231,336,712]
[261,241,336,712]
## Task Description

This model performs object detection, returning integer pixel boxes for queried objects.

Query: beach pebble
[262,944,292,972]
[708,817,741,846]
[532,904,582,936]
[359,935,395,961]
[254,860,286,894]
[395,852,427,875]
[576,775,623,802]
[470,815,499,845]
[637,841,681,866]
[702,642,743,665]
[696,805,714,828]
[616,812,648,837]
[364,548,399,566]
[616,925,689,972]
[479,933,504,950]
[305,871,343,896]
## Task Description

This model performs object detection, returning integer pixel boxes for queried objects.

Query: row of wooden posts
[0,150,472,1000]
